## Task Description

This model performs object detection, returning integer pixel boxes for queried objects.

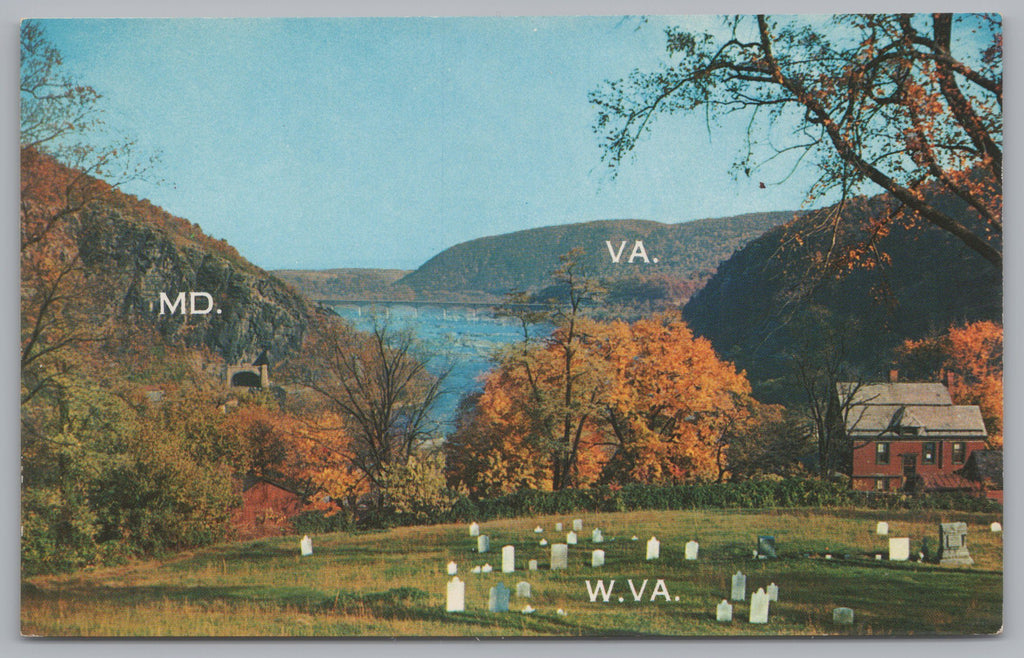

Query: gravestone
[299,535,313,557]
[833,607,854,624]
[684,540,699,560]
[488,583,510,613]
[646,536,660,560]
[446,577,465,612]
[572,519,583,532]
[938,522,974,566]
[447,561,457,575]
[592,529,604,543]
[469,522,480,537]
[521,605,535,614]
[516,581,532,598]
[991,522,1002,533]
[555,522,563,531]
[471,565,482,574]
[539,539,548,546]
[730,571,746,601]
[502,545,516,573]
[478,535,490,553]
[528,559,538,571]
[767,582,778,602]
[749,588,770,624]
[534,526,543,533]
[888,537,910,561]
[716,599,733,622]
[876,521,889,536]
[757,535,777,558]
[566,531,578,545]
[592,549,605,567]
[481,563,493,573]
[551,543,569,570]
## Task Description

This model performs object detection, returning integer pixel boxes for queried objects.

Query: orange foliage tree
[592,14,1001,270]
[897,320,1003,446]
[448,313,758,494]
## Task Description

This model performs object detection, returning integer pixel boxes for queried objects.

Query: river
[331,305,549,433]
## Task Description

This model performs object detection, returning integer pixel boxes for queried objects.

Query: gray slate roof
[839,382,987,439]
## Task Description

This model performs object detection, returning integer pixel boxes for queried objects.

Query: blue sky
[37,16,830,270]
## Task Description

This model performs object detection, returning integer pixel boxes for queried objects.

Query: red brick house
[839,381,989,493]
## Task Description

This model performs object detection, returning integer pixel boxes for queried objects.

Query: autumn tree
[592,14,1001,269]
[896,320,1002,446]
[285,316,448,503]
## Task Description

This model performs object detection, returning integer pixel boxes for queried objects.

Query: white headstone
[631,536,639,541]
[469,522,480,537]
[749,587,769,624]
[889,537,910,561]
[716,599,733,622]
[591,549,605,567]
[825,554,832,560]
[767,582,778,601]
[534,526,543,533]
[592,528,604,543]
[446,561,457,575]
[446,577,465,612]
[539,539,548,547]
[516,581,532,598]
[478,535,490,553]
[555,522,563,532]
[573,519,583,532]
[299,535,313,557]
[502,545,515,573]
[471,565,482,574]
[684,540,699,560]
[833,607,854,624]
[646,536,660,560]
[521,605,535,614]
[991,522,1002,533]
[556,608,567,616]
[551,543,569,570]
[488,583,510,613]
[730,571,746,601]
[528,559,539,571]
[876,521,889,536]
[875,554,882,560]
[566,531,578,545]
[481,563,493,573]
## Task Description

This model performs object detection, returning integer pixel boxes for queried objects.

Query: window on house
[922,442,936,465]
[875,478,887,491]
[876,442,890,465]
[952,442,966,465]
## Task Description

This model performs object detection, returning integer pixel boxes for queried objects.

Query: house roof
[837,382,953,406]
[920,472,982,491]
[839,381,987,438]
[845,404,988,437]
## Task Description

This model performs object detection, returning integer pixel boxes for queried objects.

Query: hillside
[397,213,796,300]
[24,148,314,365]
[682,191,1001,403]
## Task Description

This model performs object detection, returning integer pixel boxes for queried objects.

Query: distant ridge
[397,212,796,299]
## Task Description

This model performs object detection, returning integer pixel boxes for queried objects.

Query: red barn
[839,381,989,494]
[232,475,307,538]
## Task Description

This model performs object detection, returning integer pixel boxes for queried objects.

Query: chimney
[946,370,956,392]
[889,369,899,383]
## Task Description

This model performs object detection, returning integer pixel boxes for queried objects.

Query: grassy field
[21,508,1002,637]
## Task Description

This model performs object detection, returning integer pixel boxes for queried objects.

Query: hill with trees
[396,213,795,302]
[681,189,1001,405]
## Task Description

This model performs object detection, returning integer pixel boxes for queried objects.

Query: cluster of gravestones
[873,520,992,566]
[714,572,779,624]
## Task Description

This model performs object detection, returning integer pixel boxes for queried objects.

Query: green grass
[21,508,1002,637]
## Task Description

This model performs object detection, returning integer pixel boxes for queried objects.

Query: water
[332,305,548,432]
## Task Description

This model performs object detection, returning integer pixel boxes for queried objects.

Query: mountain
[396,213,797,300]
[25,148,314,365]
[682,191,1001,403]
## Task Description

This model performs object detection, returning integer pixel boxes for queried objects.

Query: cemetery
[20,507,1002,637]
